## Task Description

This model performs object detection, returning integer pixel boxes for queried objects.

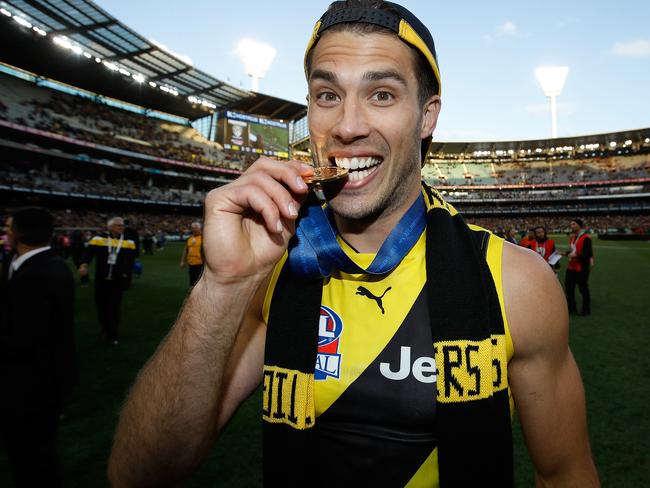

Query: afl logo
[318,305,343,346]
[316,306,343,380]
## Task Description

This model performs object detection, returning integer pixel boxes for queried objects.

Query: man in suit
[0,207,76,488]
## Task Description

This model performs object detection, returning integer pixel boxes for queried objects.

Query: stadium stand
[0,0,648,240]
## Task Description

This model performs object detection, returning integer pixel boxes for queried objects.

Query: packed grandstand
[0,0,649,240]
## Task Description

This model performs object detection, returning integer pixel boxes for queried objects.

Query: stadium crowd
[425,155,650,186]
[467,214,650,235]
[1,166,206,205]
[0,73,247,169]
[440,185,650,201]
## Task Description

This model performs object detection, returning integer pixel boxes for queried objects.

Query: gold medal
[302,166,348,186]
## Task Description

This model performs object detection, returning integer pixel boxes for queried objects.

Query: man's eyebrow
[363,70,408,87]
[309,69,338,85]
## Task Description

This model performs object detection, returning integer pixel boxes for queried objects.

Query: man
[79,217,137,345]
[565,219,594,316]
[0,207,76,487]
[518,227,535,249]
[529,225,557,265]
[108,2,599,486]
[179,222,204,287]
[504,226,518,245]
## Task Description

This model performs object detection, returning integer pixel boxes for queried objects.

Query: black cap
[305,1,441,96]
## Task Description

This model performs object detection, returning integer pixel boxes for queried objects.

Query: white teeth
[334,156,380,170]
[346,166,378,182]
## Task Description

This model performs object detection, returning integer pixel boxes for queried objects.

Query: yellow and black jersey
[263,226,514,487]
[82,234,137,282]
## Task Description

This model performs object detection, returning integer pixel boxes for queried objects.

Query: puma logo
[356,286,392,314]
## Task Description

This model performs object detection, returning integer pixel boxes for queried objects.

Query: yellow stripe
[303,20,322,77]
[434,335,508,404]
[262,252,288,324]
[484,234,515,360]
[398,19,442,96]
[89,237,136,250]
[405,448,438,488]
[262,365,315,430]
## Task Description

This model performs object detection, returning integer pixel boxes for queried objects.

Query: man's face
[5,217,15,249]
[535,228,545,241]
[570,221,579,232]
[109,220,125,236]
[307,30,440,221]
[191,224,201,236]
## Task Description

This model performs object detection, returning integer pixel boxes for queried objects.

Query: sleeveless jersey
[263,227,514,487]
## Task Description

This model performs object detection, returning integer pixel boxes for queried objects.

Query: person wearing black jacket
[1,207,76,487]
[79,216,136,345]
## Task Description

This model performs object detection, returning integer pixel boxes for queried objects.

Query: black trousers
[1,407,62,488]
[565,268,591,314]
[188,264,203,287]
[94,278,124,342]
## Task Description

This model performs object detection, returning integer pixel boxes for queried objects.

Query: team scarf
[263,183,513,486]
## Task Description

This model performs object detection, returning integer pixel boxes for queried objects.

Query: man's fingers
[228,185,284,235]
[246,172,305,220]
[247,158,312,195]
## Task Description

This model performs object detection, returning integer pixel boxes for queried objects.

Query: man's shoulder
[14,251,73,283]
[502,241,569,358]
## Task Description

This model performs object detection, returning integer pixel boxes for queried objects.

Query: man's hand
[201,157,313,284]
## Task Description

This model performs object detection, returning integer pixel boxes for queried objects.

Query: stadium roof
[0,0,307,121]
[428,127,650,157]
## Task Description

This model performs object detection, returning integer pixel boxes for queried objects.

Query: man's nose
[331,98,370,143]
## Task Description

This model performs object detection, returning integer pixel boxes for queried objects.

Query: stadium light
[236,39,276,92]
[535,66,569,138]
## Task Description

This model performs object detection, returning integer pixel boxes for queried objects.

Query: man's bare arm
[503,242,599,487]
[107,158,313,486]
[108,276,265,486]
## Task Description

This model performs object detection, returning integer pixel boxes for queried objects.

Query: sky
[96,0,650,142]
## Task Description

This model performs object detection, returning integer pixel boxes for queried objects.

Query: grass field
[1,235,649,486]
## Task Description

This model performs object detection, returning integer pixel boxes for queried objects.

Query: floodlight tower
[535,66,569,138]
[236,39,277,92]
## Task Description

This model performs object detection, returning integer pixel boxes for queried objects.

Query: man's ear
[420,95,441,138]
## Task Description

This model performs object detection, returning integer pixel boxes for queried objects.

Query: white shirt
[9,246,51,279]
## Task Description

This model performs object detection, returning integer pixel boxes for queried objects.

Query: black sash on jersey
[263,182,513,487]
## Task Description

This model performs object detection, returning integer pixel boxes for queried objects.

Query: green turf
[2,237,649,486]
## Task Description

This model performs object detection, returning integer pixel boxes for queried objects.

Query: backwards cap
[304,1,441,96]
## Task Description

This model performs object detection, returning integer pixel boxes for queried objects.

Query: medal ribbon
[288,193,426,279]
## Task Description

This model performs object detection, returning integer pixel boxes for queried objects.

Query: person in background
[518,228,535,249]
[504,226,518,245]
[565,219,594,316]
[529,226,556,263]
[79,217,137,345]
[1,207,76,487]
[179,221,204,287]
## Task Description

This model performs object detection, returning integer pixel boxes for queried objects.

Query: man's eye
[372,91,394,102]
[316,92,339,103]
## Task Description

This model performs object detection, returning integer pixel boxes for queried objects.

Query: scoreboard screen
[219,110,289,158]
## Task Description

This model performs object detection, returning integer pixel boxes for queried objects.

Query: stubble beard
[327,149,421,224]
